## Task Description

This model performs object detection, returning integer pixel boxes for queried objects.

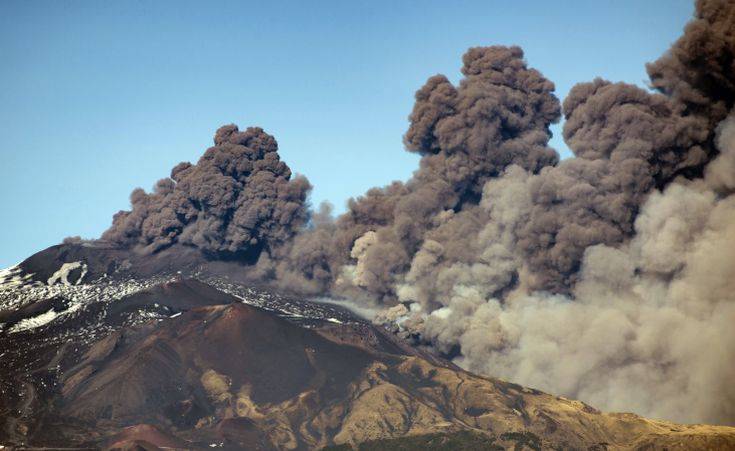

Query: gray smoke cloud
[272,46,561,302]
[103,125,311,260]
[301,0,734,425]
[393,115,735,424]
[518,79,708,292]
[277,0,734,302]
[647,0,735,131]
[97,0,735,425]
[365,0,735,425]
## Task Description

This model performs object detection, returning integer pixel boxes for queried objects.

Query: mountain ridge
[0,243,734,450]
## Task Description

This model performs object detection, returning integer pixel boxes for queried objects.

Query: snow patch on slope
[0,265,34,291]
[47,261,88,286]
[8,302,83,333]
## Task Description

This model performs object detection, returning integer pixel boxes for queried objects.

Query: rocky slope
[0,243,734,450]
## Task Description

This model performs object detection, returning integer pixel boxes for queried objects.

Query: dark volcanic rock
[62,301,374,423]
[1,273,734,450]
[17,241,210,284]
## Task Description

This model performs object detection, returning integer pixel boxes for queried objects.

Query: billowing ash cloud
[103,125,311,260]
[518,79,708,292]
[396,116,735,425]
[647,0,735,129]
[404,46,560,188]
[97,0,735,426]
[365,0,735,425]
[276,0,732,425]
[270,46,561,302]
[514,0,735,293]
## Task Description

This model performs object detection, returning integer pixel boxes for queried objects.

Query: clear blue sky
[0,0,694,268]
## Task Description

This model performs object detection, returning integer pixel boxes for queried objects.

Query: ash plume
[273,46,561,302]
[278,0,733,425]
[518,79,708,292]
[103,125,311,260]
[647,0,735,130]
[399,116,735,424]
[363,0,735,425]
[95,0,735,426]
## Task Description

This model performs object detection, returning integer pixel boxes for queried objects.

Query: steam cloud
[102,0,735,425]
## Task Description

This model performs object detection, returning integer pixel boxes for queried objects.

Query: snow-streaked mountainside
[0,265,354,335]
[1,242,734,450]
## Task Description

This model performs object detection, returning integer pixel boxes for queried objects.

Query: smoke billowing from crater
[397,115,735,425]
[267,45,562,302]
[518,78,709,292]
[103,125,311,261]
[102,0,735,425]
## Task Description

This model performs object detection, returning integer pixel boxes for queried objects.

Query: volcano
[0,242,733,450]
